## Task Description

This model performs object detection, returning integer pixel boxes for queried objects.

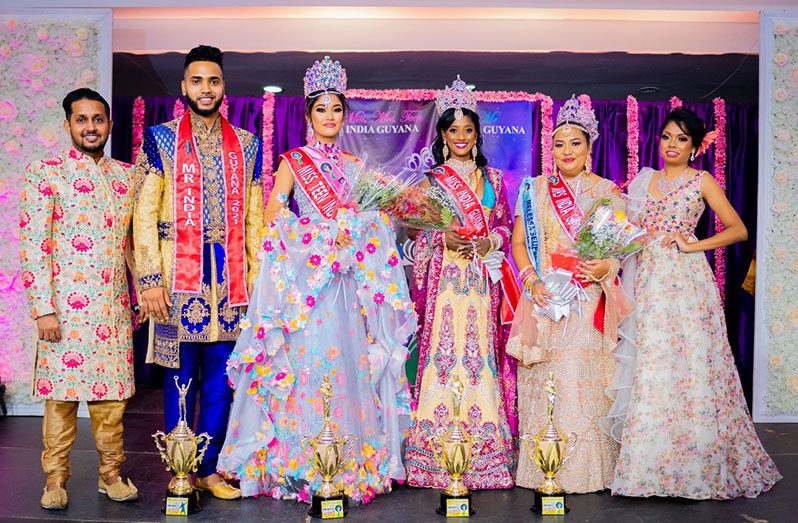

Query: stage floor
[0,387,794,523]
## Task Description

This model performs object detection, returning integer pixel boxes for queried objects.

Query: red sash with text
[429,165,520,323]
[547,173,584,242]
[173,113,248,306]
[280,147,342,219]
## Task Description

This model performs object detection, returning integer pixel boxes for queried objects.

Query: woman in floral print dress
[610,108,781,499]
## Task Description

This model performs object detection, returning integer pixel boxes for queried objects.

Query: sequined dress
[511,174,623,494]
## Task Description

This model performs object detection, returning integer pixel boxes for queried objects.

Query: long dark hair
[432,107,488,168]
[660,107,707,149]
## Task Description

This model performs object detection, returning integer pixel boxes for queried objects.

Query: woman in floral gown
[405,76,516,490]
[508,96,627,493]
[610,108,781,499]
[218,57,415,504]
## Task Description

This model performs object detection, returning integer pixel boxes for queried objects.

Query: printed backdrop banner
[338,99,533,199]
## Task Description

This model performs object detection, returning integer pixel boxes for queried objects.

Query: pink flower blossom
[0,100,17,121]
[301,232,312,244]
[366,243,376,254]
[355,251,365,262]
[24,54,48,74]
[305,295,316,307]
[36,27,49,41]
[773,88,790,102]
[299,216,310,225]
[774,53,790,66]
[263,240,273,252]
[67,292,90,309]
[373,292,385,304]
[0,44,10,61]
[331,261,340,273]
[387,255,398,267]
[62,350,85,368]
[66,39,84,58]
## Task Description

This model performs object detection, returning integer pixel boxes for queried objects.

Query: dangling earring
[472,145,478,160]
[690,149,696,161]
[306,122,314,145]
[584,155,592,175]
[443,144,450,160]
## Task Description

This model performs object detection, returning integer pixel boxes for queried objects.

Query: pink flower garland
[578,93,592,110]
[220,95,229,119]
[670,96,683,109]
[172,98,185,120]
[712,97,728,302]
[624,95,640,187]
[261,92,276,202]
[345,89,554,177]
[131,96,145,161]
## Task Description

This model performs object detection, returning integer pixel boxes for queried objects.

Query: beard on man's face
[70,129,107,155]
[186,94,223,117]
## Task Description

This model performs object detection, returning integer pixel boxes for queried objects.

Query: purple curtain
[112,95,758,403]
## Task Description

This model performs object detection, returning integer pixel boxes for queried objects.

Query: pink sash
[280,147,343,219]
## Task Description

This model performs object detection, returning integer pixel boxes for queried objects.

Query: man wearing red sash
[133,45,263,499]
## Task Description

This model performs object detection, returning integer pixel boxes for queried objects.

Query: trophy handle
[561,432,578,467]
[300,436,317,469]
[191,433,213,472]
[519,433,546,470]
[342,434,357,464]
[151,430,172,471]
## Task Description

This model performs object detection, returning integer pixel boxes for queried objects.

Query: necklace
[445,158,478,185]
[657,166,690,195]
[560,169,587,196]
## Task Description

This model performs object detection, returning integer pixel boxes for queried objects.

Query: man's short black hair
[62,88,110,120]
[184,45,224,71]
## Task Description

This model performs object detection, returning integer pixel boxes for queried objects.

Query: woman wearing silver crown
[405,76,516,490]
[508,97,627,493]
[218,57,415,504]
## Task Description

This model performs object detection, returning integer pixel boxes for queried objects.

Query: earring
[472,145,478,160]
[306,122,314,145]
[443,144,450,160]
[584,155,592,175]
[690,150,696,161]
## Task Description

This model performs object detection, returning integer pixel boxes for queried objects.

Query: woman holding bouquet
[218,57,416,504]
[508,96,626,493]
[610,108,780,499]
[405,76,516,490]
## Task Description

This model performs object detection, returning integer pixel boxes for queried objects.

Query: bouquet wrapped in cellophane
[339,154,462,231]
[574,197,650,260]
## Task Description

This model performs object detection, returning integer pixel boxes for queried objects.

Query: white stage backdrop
[0,9,112,414]
[754,11,798,422]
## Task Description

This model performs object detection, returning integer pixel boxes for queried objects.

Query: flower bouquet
[573,197,650,261]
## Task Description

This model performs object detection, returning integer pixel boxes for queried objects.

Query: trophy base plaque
[436,492,475,517]
[308,493,348,519]
[532,490,569,515]
[162,489,201,516]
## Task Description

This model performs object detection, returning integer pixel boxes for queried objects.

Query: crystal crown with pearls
[435,75,478,117]
[555,95,599,144]
[303,56,347,97]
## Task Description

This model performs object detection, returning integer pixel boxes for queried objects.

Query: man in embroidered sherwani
[133,45,263,499]
[20,89,139,510]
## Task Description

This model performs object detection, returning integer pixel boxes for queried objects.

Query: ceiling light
[263,85,283,93]
[466,84,476,90]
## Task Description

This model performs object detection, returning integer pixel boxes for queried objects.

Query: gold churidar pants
[41,399,128,484]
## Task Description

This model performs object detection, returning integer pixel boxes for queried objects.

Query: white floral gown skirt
[612,239,781,499]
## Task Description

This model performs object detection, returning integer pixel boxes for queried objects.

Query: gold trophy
[434,374,476,517]
[301,375,357,519]
[152,377,212,516]
[520,372,578,515]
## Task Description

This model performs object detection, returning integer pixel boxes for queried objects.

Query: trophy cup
[434,374,476,517]
[520,372,578,515]
[301,375,357,519]
[152,378,212,516]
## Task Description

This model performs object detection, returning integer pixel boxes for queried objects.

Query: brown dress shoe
[41,483,68,510]
[194,476,241,500]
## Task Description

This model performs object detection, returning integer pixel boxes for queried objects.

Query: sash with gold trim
[173,112,248,306]
[280,147,344,219]
[429,165,520,323]
[547,172,584,242]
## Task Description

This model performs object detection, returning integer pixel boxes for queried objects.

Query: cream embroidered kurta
[19,148,135,402]
[132,114,263,368]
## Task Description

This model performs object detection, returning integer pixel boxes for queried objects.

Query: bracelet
[518,266,536,282]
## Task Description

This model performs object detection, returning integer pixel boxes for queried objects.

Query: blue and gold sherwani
[133,112,263,477]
